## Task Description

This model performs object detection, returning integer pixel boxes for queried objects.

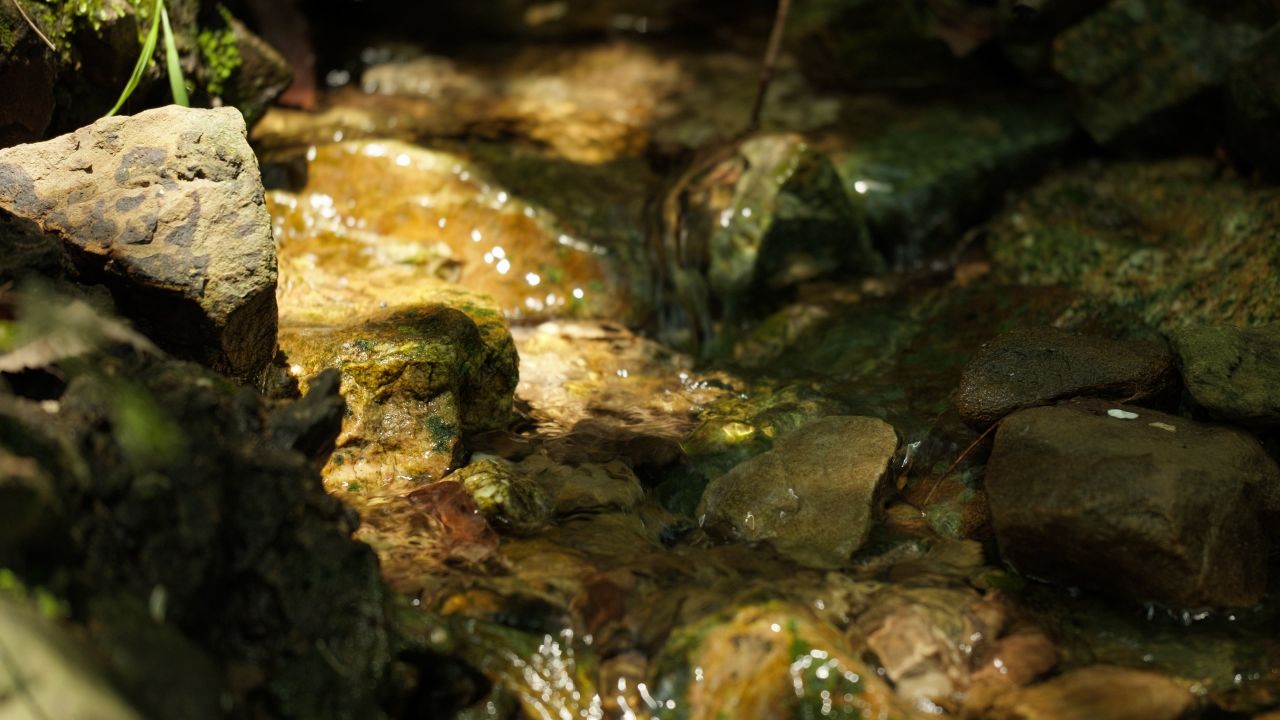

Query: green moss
[196,7,239,97]
[424,414,456,453]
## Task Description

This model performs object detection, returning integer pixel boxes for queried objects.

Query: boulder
[1173,324,1280,429]
[1052,0,1277,143]
[1227,29,1280,180]
[0,106,277,381]
[989,665,1195,720]
[0,291,392,718]
[985,400,1280,608]
[825,98,1076,265]
[957,326,1176,427]
[697,415,898,569]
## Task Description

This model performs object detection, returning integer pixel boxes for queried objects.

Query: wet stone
[697,415,899,569]
[283,297,519,496]
[988,665,1195,720]
[651,603,920,720]
[0,107,277,381]
[985,399,1280,608]
[668,133,880,334]
[823,98,1076,265]
[956,326,1176,428]
[449,455,554,536]
[1172,324,1280,429]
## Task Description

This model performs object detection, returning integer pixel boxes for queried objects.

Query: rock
[957,326,1177,427]
[989,665,1195,720]
[662,134,880,349]
[212,13,294,127]
[697,415,899,569]
[0,293,392,719]
[787,0,997,91]
[995,0,1110,80]
[985,400,1280,608]
[987,158,1280,332]
[0,595,144,720]
[521,455,646,515]
[1227,29,1280,180]
[284,295,519,494]
[1052,0,1277,143]
[0,106,278,381]
[823,97,1077,265]
[266,367,345,464]
[450,455,554,536]
[861,586,1008,707]
[650,603,920,720]
[1173,324,1280,428]
[966,626,1060,714]
[670,381,844,516]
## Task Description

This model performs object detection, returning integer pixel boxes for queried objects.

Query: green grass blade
[159,2,189,107]
[105,0,163,117]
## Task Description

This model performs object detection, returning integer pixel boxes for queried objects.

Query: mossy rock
[986,158,1280,332]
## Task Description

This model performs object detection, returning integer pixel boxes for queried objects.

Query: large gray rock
[697,415,899,569]
[986,400,1280,608]
[0,106,277,381]
[1172,324,1280,428]
[957,327,1176,427]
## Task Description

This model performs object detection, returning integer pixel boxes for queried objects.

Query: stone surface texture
[985,400,1280,608]
[697,415,899,569]
[0,106,277,380]
[957,326,1176,427]
[1172,324,1280,428]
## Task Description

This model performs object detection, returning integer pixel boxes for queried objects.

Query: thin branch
[746,0,793,134]
[9,0,57,52]
[921,420,1001,507]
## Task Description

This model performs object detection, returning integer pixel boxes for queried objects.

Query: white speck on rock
[1107,409,1139,420]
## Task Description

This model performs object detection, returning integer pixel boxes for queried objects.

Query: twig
[921,420,1001,507]
[9,0,57,52]
[746,0,792,134]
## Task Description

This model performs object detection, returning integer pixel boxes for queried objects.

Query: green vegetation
[196,6,240,97]
[105,0,188,116]
[0,569,68,620]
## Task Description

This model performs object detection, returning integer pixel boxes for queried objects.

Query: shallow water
[260,36,1279,720]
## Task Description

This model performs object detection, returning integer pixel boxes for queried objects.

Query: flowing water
[255,34,1279,720]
